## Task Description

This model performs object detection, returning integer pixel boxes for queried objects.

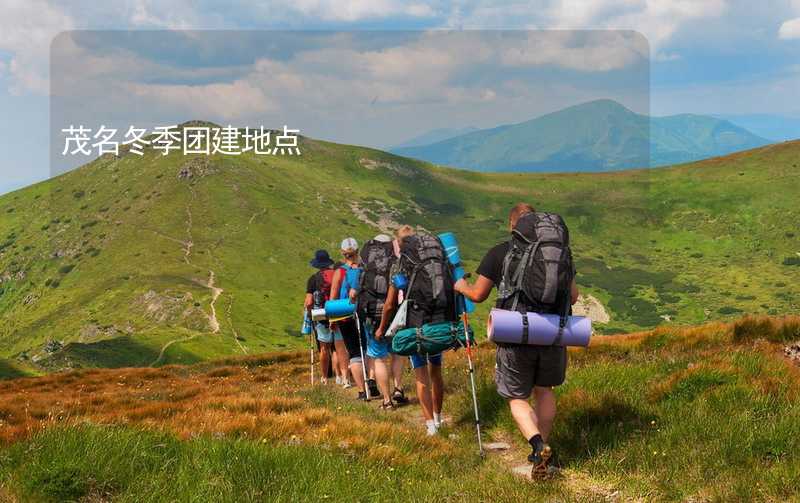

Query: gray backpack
[496,212,574,315]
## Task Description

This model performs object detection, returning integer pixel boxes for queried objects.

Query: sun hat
[310,249,335,268]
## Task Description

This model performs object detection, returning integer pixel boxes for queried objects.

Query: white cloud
[0,0,74,94]
[285,0,436,22]
[127,80,273,121]
[779,17,800,39]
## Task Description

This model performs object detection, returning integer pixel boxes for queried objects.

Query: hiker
[304,249,345,384]
[377,229,456,434]
[330,238,365,394]
[454,203,579,472]
[388,226,415,405]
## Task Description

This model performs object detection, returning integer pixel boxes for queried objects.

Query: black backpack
[496,212,574,316]
[400,233,456,327]
[358,239,396,317]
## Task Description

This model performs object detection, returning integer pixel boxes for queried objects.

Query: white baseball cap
[373,234,392,243]
[340,237,358,251]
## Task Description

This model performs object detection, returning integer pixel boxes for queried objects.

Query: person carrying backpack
[455,203,579,476]
[357,234,399,409]
[330,238,365,394]
[377,231,457,434]
[304,249,344,384]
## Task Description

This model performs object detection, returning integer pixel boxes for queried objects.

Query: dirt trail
[207,270,222,334]
[226,294,248,354]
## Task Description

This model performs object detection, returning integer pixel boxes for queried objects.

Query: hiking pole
[459,292,484,457]
[308,309,317,386]
[354,312,371,401]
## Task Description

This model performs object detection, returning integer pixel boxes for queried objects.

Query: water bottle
[301,310,313,335]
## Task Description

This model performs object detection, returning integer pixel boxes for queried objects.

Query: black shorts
[495,345,567,400]
[338,318,366,363]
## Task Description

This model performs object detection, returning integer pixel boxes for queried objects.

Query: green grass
[0,131,798,371]
[1,321,799,501]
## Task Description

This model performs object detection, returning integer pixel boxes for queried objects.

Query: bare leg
[509,398,539,440]
[374,356,392,403]
[414,366,434,421]
[391,354,406,390]
[430,364,444,415]
[350,360,365,392]
[533,386,557,442]
[334,338,350,383]
[319,343,332,383]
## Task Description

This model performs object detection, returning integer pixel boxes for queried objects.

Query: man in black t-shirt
[454,203,579,472]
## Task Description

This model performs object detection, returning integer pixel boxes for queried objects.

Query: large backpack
[496,212,574,316]
[358,239,396,318]
[312,268,336,309]
[400,233,456,327]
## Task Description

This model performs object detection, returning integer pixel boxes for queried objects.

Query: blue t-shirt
[339,263,362,299]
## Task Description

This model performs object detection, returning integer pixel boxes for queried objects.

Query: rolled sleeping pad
[311,308,327,322]
[324,298,356,319]
[437,232,475,314]
[301,311,313,335]
[487,308,592,347]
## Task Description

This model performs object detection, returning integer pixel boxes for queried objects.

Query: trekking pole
[459,293,484,457]
[354,311,371,401]
[308,310,317,386]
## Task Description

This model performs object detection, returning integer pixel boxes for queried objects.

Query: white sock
[433,412,442,427]
[426,419,438,436]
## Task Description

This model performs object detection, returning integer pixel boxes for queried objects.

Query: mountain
[0,127,798,374]
[391,100,771,172]
[715,113,800,142]
[390,126,479,149]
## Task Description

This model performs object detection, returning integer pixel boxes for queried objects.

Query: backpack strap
[509,241,540,312]
[553,288,571,346]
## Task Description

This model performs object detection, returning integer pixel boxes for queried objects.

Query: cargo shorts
[495,345,567,400]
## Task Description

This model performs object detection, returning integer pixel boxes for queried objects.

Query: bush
[783,256,800,266]
[58,264,75,275]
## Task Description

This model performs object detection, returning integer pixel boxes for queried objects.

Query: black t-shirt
[477,240,576,313]
[306,273,319,295]
[476,242,511,285]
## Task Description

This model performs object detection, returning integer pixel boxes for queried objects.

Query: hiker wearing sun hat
[304,249,343,384]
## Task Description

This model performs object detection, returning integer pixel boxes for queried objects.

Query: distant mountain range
[714,113,800,142]
[391,127,480,149]
[391,100,772,172]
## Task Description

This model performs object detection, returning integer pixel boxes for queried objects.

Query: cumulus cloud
[0,0,74,94]
[779,17,800,39]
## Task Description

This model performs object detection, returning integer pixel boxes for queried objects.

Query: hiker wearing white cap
[331,237,367,395]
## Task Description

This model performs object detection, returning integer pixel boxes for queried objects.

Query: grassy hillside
[0,316,798,501]
[0,127,798,372]
[392,100,770,171]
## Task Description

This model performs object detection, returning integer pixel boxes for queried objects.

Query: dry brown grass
[0,349,448,465]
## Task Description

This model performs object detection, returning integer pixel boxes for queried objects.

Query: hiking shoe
[367,379,380,397]
[392,387,409,405]
[380,401,395,411]
[529,444,553,479]
[335,376,342,385]
[357,391,368,401]
[342,381,353,389]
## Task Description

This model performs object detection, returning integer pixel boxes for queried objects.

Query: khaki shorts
[495,345,567,400]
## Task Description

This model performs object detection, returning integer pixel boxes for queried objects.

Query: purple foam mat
[487,308,592,347]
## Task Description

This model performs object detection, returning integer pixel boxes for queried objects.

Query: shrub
[783,256,800,266]
[58,264,75,274]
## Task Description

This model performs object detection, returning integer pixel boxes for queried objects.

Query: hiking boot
[367,379,380,397]
[335,376,342,385]
[357,391,368,401]
[380,400,395,411]
[529,444,553,480]
[392,387,409,405]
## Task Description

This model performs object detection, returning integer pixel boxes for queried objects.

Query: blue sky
[2,0,800,195]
